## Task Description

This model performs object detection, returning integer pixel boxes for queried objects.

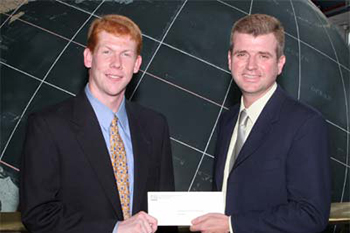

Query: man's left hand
[190,213,230,233]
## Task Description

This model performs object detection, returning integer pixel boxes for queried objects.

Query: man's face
[228,32,285,103]
[84,31,142,103]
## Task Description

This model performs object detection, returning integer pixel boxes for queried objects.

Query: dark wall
[0,0,349,231]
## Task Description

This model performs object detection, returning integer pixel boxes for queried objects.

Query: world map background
[0,0,349,231]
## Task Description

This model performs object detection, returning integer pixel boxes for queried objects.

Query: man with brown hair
[20,14,175,233]
[190,14,331,233]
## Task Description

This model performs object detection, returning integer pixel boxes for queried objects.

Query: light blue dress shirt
[85,85,134,232]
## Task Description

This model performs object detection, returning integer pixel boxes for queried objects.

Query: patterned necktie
[229,109,249,172]
[110,116,131,219]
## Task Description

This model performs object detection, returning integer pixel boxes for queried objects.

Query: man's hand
[190,213,230,233]
[118,211,158,233]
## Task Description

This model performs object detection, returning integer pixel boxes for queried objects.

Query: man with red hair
[20,14,175,233]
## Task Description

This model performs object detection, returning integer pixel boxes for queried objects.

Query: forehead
[232,32,278,53]
[96,31,137,49]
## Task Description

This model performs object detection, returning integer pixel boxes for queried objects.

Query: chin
[240,84,261,92]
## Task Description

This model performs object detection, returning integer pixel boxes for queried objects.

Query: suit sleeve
[20,114,116,233]
[213,113,225,192]
[158,116,175,192]
[231,114,331,233]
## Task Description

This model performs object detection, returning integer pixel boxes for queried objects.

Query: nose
[110,54,122,69]
[246,56,257,70]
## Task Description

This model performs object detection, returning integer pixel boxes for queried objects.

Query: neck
[104,96,124,113]
[91,92,124,113]
[242,85,276,108]
[242,95,256,108]
[88,84,125,113]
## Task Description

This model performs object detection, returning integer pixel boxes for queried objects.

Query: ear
[228,50,232,71]
[83,48,93,68]
[133,55,142,73]
[277,55,286,75]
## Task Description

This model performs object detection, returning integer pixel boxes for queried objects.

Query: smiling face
[84,31,142,111]
[228,32,285,107]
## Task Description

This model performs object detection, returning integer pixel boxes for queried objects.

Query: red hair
[87,14,142,55]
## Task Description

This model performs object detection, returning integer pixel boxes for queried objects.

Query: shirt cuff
[113,221,119,233]
[229,216,233,233]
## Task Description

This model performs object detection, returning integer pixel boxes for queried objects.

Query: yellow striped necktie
[110,116,131,219]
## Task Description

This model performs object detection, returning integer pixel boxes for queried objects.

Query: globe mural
[0,0,349,231]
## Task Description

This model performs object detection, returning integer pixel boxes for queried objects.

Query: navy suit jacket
[214,85,331,233]
[20,92,175,233]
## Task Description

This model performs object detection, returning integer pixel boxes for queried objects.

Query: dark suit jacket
[214,85,331,233]
[20,92,175,233]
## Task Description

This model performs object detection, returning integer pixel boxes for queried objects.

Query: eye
[101,49,110,54]
[122,51,134,58]
[235,52,247,58]
[259,54,270,59]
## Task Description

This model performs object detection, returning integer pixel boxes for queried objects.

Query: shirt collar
[239,82,277,124]
[116,96,129,134]
[84,84,129,134]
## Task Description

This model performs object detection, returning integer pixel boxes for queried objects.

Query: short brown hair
[87,14,142,55]
[229,14,285,58]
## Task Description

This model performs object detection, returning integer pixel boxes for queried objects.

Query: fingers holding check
[118,211,158,233]
[190,213,229,233]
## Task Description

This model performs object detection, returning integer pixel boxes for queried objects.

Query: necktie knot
[111,116,118,128]
[111,116,120,136]
[239,109,249,127]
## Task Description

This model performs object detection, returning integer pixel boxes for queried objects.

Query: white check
[148,192,224,226]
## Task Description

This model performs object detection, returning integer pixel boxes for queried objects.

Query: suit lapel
[215,107,239,189]
[232,86,286,169]
[71,92,124,219]
[125,102,151,214]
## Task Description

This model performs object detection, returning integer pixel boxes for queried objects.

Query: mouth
[106,74,122,79]
[242,74,260,80]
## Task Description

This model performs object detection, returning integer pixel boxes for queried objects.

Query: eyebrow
[233,50,273,57]
[258,51,273,56]
[99,45,135,53]
[233,50,247,55]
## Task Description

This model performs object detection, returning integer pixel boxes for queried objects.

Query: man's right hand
[118,211,158,233]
